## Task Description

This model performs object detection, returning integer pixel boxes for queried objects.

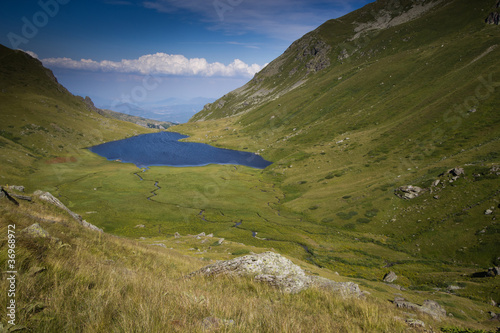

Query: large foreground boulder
[189,252,363,296]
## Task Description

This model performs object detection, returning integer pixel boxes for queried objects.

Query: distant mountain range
[99,97,215,124]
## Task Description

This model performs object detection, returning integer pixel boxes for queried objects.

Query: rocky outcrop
[303,40,331,73]
[352,0,444,40]
[393,297,446,320]
[383,271,398,283]
[448,167,465,178]
[487,267,500,277]
[189,252,363,296]
[394,185,424,200]
[34,190,103,232]
[7,185,25,192]
[485,12,500,25]
[396,166,469,199]
[405,318,426,328]
[84,96,99,112]
[0,186,19,206]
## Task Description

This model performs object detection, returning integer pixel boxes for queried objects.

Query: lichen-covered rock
[189,252,363,297]
[21,223,52,239]
[393,297,446,320]
[192,252,305,278]
[449,167,465,177]
[394,185,424,199]
[254,274,310,294]
[421,300,447,320]
[308,276,363,297]
[394,297,421,311]
[383,271,398,283]
[405,319,425,328]
[7,185,25,192]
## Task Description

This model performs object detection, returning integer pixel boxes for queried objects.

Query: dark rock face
[289,36,332,74]
[485,12,500,25]
[487,267,500,277]
[0,186,19,206]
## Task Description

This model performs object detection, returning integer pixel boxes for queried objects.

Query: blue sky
[1,0,373,122]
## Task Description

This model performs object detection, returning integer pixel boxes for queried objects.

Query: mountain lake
[88,131,272,169]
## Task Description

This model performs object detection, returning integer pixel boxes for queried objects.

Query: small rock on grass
[383,271,398,283]
[405,318,425,328]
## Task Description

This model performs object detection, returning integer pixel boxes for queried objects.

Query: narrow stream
[147,181,161,200]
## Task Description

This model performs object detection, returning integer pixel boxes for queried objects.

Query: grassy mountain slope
[177,0,500,268]
[0,0,499,330]
[0,45,153,183]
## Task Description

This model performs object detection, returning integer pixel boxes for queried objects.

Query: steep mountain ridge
[191,0,451,122]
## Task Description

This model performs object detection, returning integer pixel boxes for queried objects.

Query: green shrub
[337,211,358,220]
[364,209,379,218]
[342,223,356,230]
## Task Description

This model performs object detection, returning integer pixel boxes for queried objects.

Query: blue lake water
[88,131,272,169]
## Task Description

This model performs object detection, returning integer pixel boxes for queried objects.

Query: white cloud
[40,53,264,78]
